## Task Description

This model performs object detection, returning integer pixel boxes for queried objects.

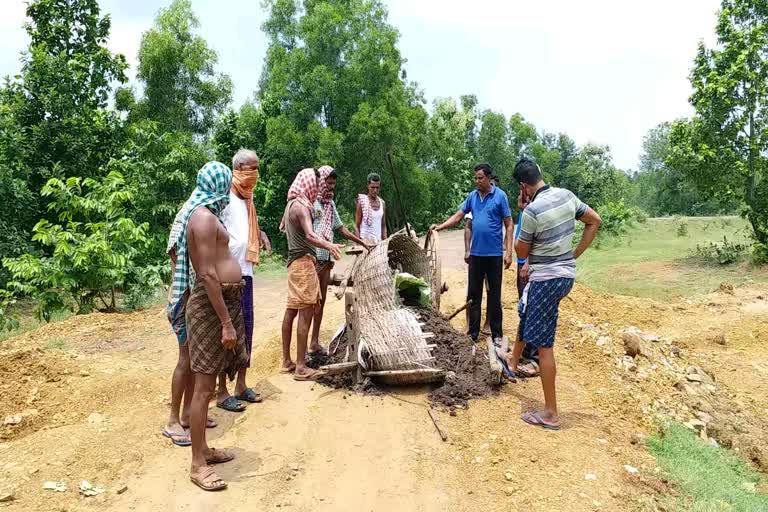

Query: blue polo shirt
[462,186,512,257]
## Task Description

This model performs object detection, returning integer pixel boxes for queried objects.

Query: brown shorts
[287,255,322,310]
[186,282,249,379]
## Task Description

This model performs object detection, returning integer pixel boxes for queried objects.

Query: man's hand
[221,320,237,350]
[363,241,377,252]
[520,261,530,284]
[329,244,344,260]
[517,189,529,211]
[430,224,440,233]
[260,230,272,256]
[464,251,470,264]
[504,253,513,270]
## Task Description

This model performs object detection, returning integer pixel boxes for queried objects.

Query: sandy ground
[0,230,766,511]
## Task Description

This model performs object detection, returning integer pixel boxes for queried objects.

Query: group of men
[432,160,601,431]
[163,151,387,490]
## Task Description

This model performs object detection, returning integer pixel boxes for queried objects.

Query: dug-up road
[2,231,768,512]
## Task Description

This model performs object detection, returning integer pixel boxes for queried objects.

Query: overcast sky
[0,0,721,170]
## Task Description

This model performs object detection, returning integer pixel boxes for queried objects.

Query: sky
[0,0,721,171]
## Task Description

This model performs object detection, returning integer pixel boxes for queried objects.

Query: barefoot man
[507,158,601,431]
[168,161,249,490]
[309,165,375,355]
[280,168,342,380]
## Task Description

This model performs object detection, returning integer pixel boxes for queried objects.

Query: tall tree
[129,0,232,136]
[669,0,768,245]
[0,0,127,284]
[477,110,512,186]
[258,0,429,232]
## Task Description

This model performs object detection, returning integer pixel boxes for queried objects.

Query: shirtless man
[167,162,248,491]
[280,168,342,380]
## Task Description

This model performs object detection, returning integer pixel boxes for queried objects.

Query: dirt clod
[622,332,642,358]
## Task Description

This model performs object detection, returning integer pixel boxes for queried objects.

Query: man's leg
[295,306,317,378]
[281,308,298,372]
[216,373,231,404]
[166,343,192,441]
[310,263,332,353]
[486,256,503,339]
[189,372,228,490]
[537,347,558,421]
[466,256,485,341]
[234,276,254,396]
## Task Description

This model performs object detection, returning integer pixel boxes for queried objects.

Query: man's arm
[339,226,376,251]
[574,207,602,259]
[259,229,272,256]
[354,200,362,237]
[293,205,342,259]
[432,209,466,232]
[381,203,387,239]
[503,216,513,269]
[463,217,472,263]
[187,212,237,350]
[168,247,177,276]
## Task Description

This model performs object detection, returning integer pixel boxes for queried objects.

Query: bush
[692,236,749,265]
[596,201,636,238]
[674,217,689,237]
[751,242,768,265]
[2,172,161,321]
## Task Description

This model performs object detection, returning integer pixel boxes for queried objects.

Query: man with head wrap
[310,165,375,355]
[166,161,249,491]
[280,168,343,381]
[214,149,273,412]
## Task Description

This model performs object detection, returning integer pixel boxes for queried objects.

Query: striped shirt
[312,199,343,261]
[518,186,587,281]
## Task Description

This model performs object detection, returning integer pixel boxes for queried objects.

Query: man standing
[432,163,513,345]
[355,173,387,242]
[506,159,601,430]
[280,168,342,380]
[214,149,273,412]
[168,161,249,491]
[310,165,374,355]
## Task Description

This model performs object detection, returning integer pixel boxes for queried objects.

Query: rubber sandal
[162,428,191,446]
[280,364,297,374]
[518,361,539,378]
[216,396,245,412]
[180,418,218,430]
[205,448,235,465]
[235,388,263,403]
[190,466,227,492]
[293,370,323,382]
[521,411,561,431]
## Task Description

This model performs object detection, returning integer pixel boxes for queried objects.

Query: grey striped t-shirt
[518,186,588,281]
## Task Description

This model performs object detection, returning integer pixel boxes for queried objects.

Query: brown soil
[308,309,501,409]
[1,231,767,511]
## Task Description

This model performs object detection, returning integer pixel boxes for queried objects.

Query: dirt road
[1,231,766,511]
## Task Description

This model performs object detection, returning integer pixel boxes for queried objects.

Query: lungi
[286,254,321,310]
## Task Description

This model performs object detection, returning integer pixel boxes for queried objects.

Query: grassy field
[649,423,768,511]
[577,217,768,300]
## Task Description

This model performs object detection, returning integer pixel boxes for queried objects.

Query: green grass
[253,252,287,277]
[576,217,767,300]
[0,308,71,344]
[648,423,768,512]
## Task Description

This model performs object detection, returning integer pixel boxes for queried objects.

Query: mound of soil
[307,309,500,408]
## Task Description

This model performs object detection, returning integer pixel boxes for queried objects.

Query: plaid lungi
[186,281,249,379]
[286,254,321,310]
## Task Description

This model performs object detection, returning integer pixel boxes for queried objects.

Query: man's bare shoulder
[188,207,218,237]
[288,201,309,224]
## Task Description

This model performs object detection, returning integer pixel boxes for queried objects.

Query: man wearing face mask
[214,149,273,412]
[508,158,601,431]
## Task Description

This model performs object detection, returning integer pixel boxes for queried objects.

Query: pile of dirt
[307,309,500,409]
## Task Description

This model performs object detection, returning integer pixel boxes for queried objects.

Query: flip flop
[518,361,540,378]
[280,364,297,374]
[162,428,191,446]
[497,352,517,382]
[308,346,328,357]
[521,411,561,431]
[180,418,218,430]
[293,370,323,382]
[235,388,263,403]
[190,466,227,492]
[216,396,246,412]
[205,448,235,465]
